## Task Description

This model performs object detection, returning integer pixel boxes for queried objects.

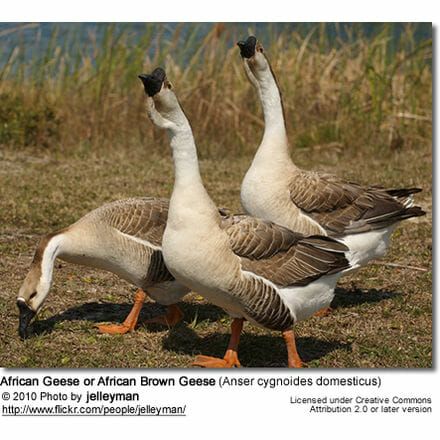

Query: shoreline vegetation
[0,23,432,156]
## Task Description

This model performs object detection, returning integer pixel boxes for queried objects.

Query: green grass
[0,23,432,368]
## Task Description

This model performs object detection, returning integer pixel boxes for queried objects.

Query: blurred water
[0,22,432,68]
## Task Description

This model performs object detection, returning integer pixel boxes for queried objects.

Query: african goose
[17,197,188,339]
[139,68,350,368]
[238,36,425,272]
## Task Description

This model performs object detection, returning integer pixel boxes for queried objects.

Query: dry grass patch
[0,138,431,368]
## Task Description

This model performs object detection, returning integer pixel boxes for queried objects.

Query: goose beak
[237,36,257,59]
[138,67,167,97]
[17,299,36,340]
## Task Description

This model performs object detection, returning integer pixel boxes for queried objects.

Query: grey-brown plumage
[83,196,169,249]
[221,214,349,330]
[229,272,294,330]
[70,197,175,287]
[289,171,425,236]
[90,201,349,331]
[223,214,349,284]
[88,199,348,332]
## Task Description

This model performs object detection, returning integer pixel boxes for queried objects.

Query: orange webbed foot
[97,323,132,335]
[192,350,241,368]
[97,289,147,335]
[288,358,304,368]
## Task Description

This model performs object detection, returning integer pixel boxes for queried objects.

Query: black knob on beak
[17,299,36,340]
[138,67,167,97]
[237,36,257,59]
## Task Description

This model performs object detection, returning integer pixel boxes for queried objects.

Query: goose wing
[289,171,424,235]
[88,198,235,248]
[221,215,349,287]
[89,197,169,247]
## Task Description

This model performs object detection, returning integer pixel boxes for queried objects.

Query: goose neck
[255,71,290,162]
[167,123,219,223]
[259,71,287,137]
[169,128,203,187]
[38,233,65,290]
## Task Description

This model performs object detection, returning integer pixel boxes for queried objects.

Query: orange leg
[144,304,184,327]
[97,289,146,334]
[313,307,333,318]
[193,318,244,368]
[283,329,304,368]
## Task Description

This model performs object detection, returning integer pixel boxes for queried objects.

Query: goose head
[17,265,48,339]
[16,233,61,339]
[237,35,271,86]
[138,68,185,130]
[138,67,167,97]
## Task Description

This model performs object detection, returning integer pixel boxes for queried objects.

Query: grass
[0,23,432,368]
[0,141,431,368]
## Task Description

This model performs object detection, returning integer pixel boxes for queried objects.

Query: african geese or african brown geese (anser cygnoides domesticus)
[238,36,425,276]
[17,197,188,339]
[139,67,350,368]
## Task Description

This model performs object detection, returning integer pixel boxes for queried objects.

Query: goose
[139,67,350,368]
[17,197,188,339]
[237,36,425,274]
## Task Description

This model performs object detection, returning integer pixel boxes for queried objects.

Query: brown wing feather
[289,171,425,235]
[221,215,349,287]
[86,198,237,248]
[289,172,363,212]
[86,197,169,247]
[220,214,303,259]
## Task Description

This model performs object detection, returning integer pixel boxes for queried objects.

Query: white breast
[162,219,246,317]
[241,165,327,236]
[242,166,291,222]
